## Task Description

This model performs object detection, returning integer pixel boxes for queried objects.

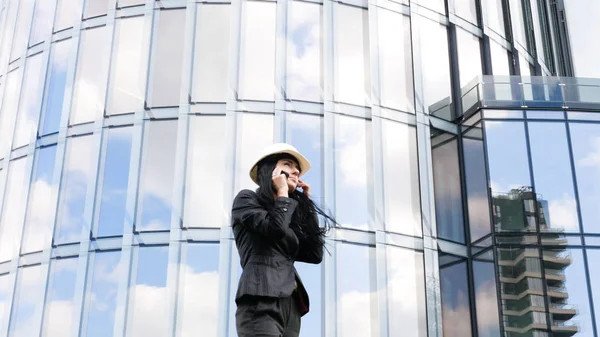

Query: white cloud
[0,158,28,262]
[335,116,369,188]
[576,136,600,169]
[21,179,55,253]
[547,194,579,231]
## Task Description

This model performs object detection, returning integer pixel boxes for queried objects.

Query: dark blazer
[231,189,323,316]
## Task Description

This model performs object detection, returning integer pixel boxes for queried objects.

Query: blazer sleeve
[232,189,298,241]
[295,213,324,264]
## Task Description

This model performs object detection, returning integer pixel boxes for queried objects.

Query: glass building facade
[0,0,598,336]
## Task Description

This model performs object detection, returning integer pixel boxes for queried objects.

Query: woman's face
[275,158,301,190]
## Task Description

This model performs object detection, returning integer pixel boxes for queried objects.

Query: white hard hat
[249,143,311,184]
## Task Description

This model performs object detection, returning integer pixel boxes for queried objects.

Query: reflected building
[0,0,600,337]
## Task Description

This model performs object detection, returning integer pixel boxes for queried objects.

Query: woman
[231,143,335,337]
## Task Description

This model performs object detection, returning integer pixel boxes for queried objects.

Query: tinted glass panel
[0,158,28,262]
[42,39,72,135]
[10,0,34,61]
[416,16,451,113]
[177,244,219,336]
[386,246,427,336]
[432,136,465,243]
[564,2,600,78]
[241,1,276,101]
[569,123,600,233]
[29,0,54,46]
[490,41,510,76]
[473,261,501,337]
[463,127,491,241]
[454,0,477,24]
[96,127,132,237]
[54,0,80,32]
[334,115,373,229]
[485,0,505,36]
[148,10,186,107]
[70,25,110,125]
[192,4,231,103]
[286,1,321,102]
[107,16,148,115]
[485,122,533,232]
[0,273,10,329]
[0,69,23,154]
[184,116,227,228]
[456,28,482,88]
[334,4,370,106]
[55,135,97,244]
[287,113,323,204]
[8,265,45,336]
[381,120,420,236]
[83,251,122,337]
[41,258,78,337]
[412,0,444,14]
[127,246,169,336]
[13,53,45,149]
[84,0,109,18]
[440,261,472,337]
[21,146,57,254]
[377,10,413,112]
[137,120,177,231]
[509,0,527,48]
[238,114,274,191]
[337,243,377,336]
[528,122,579,232]
[587,249,600,329]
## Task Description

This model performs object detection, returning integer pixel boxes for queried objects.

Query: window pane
[569,123,600,233]
[41,258,78,337]
[440,260,472,337]
[178,244,219,336]
[564,2,600,78]
[128,246,169,336]
[412,0,444,14]
[296,257,322,337]
[543,248,594,334]
[454,0,477,25]
[14,53,46,148]
[54,0,80,32]
[0,3,16,67]
[241,1,276,101]
[148,10,186,107]
[381,121,420,235]
[485,0,505,36]
[184,117,227,228]
[334,115,373,229]
[29,0,54,46]
[528,123,579,232]
[70,26,110,125]
[96,127,132,237]
[473,261,501,337]
[10,0,34,61]
[337,243,377,337]
[55,135,97,244]
[463,125,491,241]
[0,69,23,155]
[334,4,370,106]
[587,249,600,329]
[137,120,177,231]
[192,4,231,103]
[84,0,109,18]
[286,1,322,102]
[8,265,45,336]
[490,41,510,76]
[118,0,145,8]
[107,16,148,115]
[377,9,413,112]
[432,136,465,243]
[21,145,57,254]
[287,113,323,204]
[456,28,482,88]
[386,246,427,336]
[485,122,533,232]
[238,114,274,191]
[83,251,122,337]
[416,16,451,113]
[0,273,10,329]
[42,39,72,135]
[0,158,29,262]
[509,0,527,49]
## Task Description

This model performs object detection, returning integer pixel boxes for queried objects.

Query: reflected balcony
[429,75,600,121]
[550,304,578,321]
[551,320,579,336]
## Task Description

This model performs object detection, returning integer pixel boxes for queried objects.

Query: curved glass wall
[0,0,597,336]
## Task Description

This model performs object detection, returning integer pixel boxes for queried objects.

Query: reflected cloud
[547,194,579,230]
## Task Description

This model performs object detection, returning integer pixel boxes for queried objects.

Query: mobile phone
[281,171,289,179]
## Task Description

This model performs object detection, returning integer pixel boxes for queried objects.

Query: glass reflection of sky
[41,258,78,336]
[440,261,472,337]
[42,39,71,135]
[0,273,10,331]
[97,128,132,237]
[0,158,28,262]
[0,69,23,154]
[463,136,491,241]
[586,249,600,330]
[21,145,57,254]
[473,261,501,337]
[8,265,45,336]
[84,251,121,337]
[13,53,45,149]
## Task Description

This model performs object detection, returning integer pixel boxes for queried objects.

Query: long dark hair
[255,154,337,249]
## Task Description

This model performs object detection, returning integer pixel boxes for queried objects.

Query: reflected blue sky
[463,135,491,241]
[42,38,71,135]
[42,258,78,336]
[84,251,121,337]
[8,265,45,336]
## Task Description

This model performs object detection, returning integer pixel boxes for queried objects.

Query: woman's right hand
[272,168,289,197]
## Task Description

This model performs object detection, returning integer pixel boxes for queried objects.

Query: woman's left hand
[298,180,310,198]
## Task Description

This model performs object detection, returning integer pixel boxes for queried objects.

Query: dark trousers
[235,294,301,337]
